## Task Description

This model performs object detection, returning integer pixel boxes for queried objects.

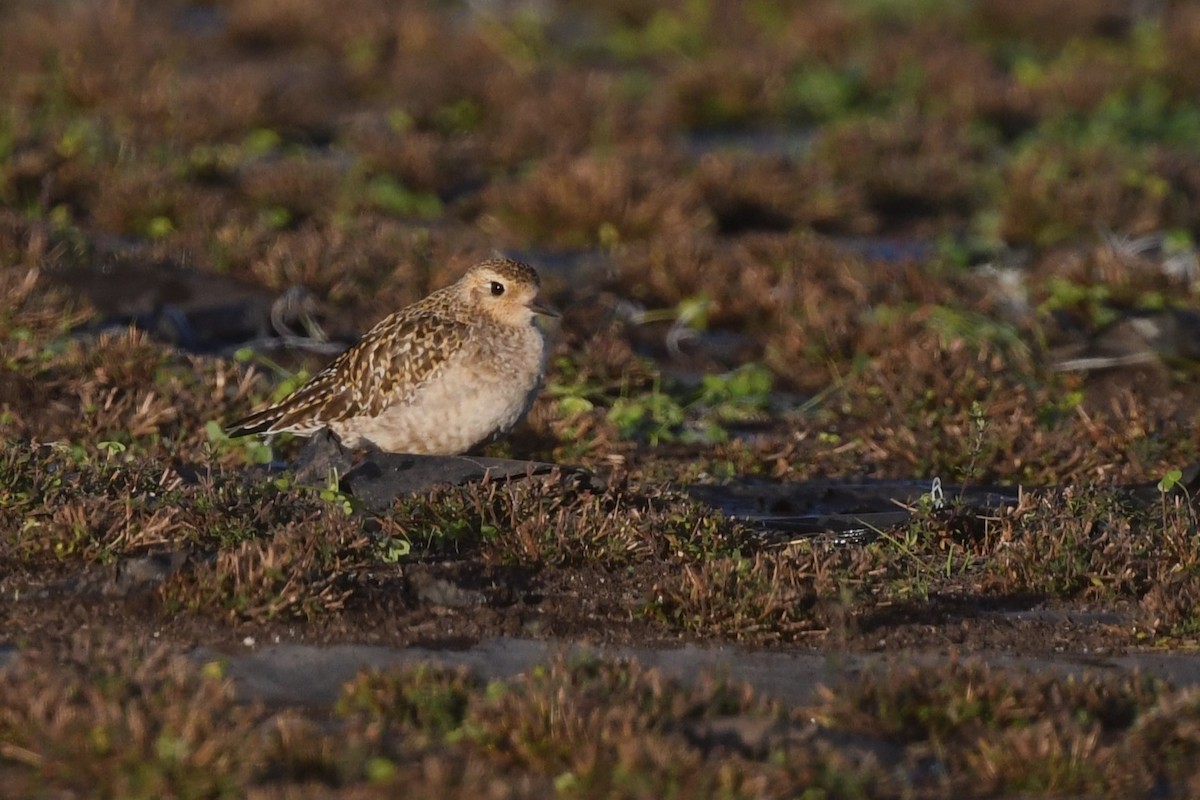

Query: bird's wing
[226,311,471,437]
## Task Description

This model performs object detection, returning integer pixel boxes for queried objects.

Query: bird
[226,257,558,455]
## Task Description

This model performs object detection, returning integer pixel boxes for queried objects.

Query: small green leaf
[557,395,594,418]
[97,440,126,457]
[365,757,396,783]
[1159,468,1184,493]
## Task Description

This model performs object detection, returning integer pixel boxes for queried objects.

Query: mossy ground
[6,0,1200,795]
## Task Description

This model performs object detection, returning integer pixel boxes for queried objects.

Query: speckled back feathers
[226,258,550,451]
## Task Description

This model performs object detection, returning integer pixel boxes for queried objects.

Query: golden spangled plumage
[227,258,557,454]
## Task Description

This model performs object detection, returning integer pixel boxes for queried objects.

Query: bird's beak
[529,297,560,318]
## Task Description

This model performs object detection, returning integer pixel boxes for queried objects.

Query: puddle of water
[48,256,348,360]
[681,129,817,161]
[687,477,1022,541]
[50,259,274,352]
[834,236,937,264]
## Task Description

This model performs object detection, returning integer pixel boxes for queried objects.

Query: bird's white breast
[334,323,546,454]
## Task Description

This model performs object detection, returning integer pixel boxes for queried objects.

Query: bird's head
[458,258,559,326]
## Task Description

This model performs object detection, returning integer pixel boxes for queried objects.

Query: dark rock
[680,716,791,757]
[291,428,355,486]
[407,568,486,608]
[280,429,601,509]
[103,550,189,597]
[340,451,597,511]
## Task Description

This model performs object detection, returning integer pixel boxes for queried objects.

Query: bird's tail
[226,375,338,438]
[225,403,287,438]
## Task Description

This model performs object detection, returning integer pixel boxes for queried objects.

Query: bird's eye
[490,281,505,296]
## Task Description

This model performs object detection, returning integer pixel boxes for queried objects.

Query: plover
[227,258,557,454]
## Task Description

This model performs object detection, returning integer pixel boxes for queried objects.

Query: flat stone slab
[286,431,599,511]
[188,637,1200,711]
[343,454,569,510]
